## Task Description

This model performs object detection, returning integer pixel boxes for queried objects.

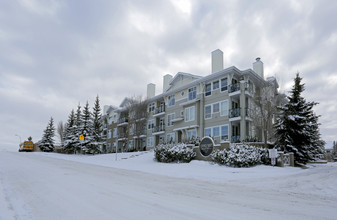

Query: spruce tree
[40,117,55,152]
[92,95,105,153]
[74,104,82,153]
[62,109,77,153]
[80,101,96,154]
[274,73,325,165]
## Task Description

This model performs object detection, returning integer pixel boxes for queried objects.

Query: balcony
[152,125,165,135]
[117,133,127,140]
[231,135,240,143]
[153,106,165,117]
[245,83,253,96]
[229,83,240,93]
[229,108,241,118]
[245,108,252,119]
[117,117,128,126]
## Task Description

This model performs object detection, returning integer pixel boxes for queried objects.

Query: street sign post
[79,134,84,154]
[268,149,278,166]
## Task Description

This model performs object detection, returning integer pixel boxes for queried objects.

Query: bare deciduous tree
[117,96,149,152]
[251,79,285,147]
[57,121,65,145]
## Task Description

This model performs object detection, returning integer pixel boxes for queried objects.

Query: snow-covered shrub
[257,147,271,165]
[211,144,266,167]
[211,149,227,164]
[154,143,196,163]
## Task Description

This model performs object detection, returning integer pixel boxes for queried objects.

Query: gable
[166,72,201,92]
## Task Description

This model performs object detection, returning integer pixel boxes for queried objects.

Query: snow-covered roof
[147,66,267,102]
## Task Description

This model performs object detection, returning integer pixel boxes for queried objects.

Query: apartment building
[103,49,280,151]
[103,97,148,152]
[145,49,279,149]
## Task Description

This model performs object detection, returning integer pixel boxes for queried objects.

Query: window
[167,113,175,126]
[187,129,197,139]
[213,103,220,113]
[221,125,229,141]
[148,103,155,112]
[130,124,134,135]
[185,106,195,122]
[220,100,228,116]
[147,137,154,147]
[168,95,175,106]
[188,87,197,101]
[113,128,117,138]
[213,127,220,137]
[108,116,113,124]
[129,140,134,150]
[213,80,219,90]
[205,105,212,119]
[108,130,112,139]
[221,78,228,91]
[148,119,154,130]
[167,133,175,143]
[205,128,212,137]
[205,83,211,96]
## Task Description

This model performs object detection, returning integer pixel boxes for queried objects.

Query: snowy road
[0,151,336,220]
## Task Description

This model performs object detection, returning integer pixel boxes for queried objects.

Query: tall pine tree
[92,95,105,153]
[274,73,325,165]
[40,117,55,152]
[74,104,83,153]
[62,109,77,153]
[80,101,96,154]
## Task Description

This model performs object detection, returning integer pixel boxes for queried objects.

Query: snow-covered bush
[211,144,267,167]
[257,147,271,165]
[154,143,196,163]
[211,149,227,165]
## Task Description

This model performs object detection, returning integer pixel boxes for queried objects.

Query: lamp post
[15,134,22,147]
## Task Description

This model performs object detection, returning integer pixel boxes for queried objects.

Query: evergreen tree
[62,109,77,153]
[80,101,96,154]
[91,95,105,153]
[274,73,325,165]
[40,117,55,152]
[74,104,83,153]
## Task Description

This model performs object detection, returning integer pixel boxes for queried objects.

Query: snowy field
[0,148,336,220]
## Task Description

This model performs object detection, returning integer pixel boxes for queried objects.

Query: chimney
[163,74,173,93]
[253,57,264,79]
[211,49,224,73]
[147,83,156,99]
[103,105,109,115]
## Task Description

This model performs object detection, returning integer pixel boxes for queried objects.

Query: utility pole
[15,134,21,145]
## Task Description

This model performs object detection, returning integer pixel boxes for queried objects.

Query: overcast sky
[1,0,337,149]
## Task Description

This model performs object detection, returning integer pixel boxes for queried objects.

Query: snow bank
[38,150,337,197]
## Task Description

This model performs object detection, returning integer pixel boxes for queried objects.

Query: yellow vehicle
[19,140,34,152]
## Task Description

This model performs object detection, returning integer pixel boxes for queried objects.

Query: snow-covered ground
[0,149,336,220]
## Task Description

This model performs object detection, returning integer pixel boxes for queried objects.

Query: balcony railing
[152,124,165,133]
[229,83,240,93]
[154,105,165,114]
[231,135,240,143]
[117,133,127,139]
[117,117,128,124]
[229,108,241,118]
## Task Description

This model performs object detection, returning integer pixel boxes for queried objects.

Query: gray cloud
[1,0,336,149]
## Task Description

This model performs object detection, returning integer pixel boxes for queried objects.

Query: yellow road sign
[79,134,84,140]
